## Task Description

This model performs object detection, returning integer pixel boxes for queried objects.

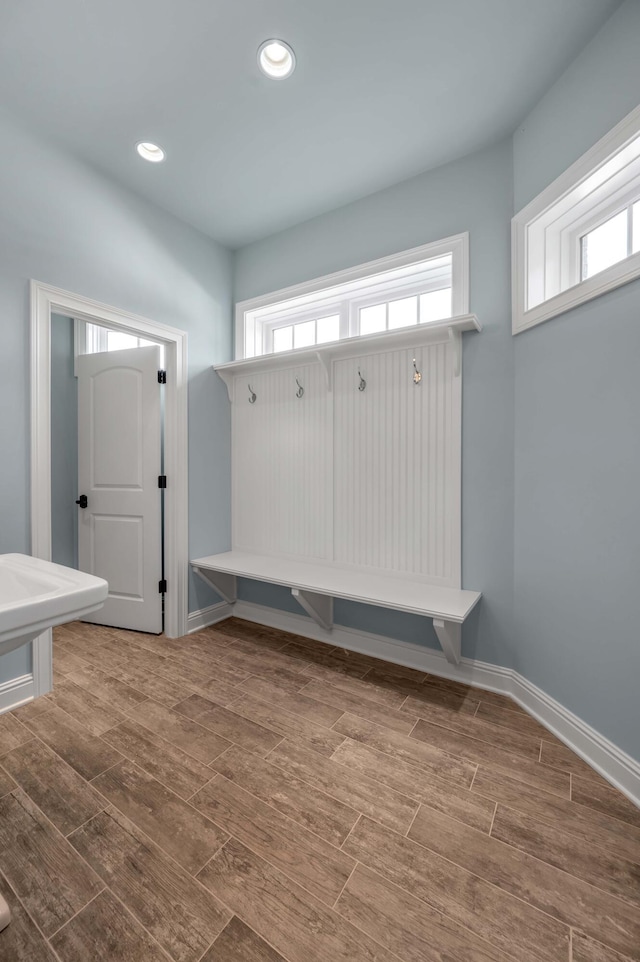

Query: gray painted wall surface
[51,314,78,570]
[0,109,232,684]
[234,139,516,668]
[512,0,640,758]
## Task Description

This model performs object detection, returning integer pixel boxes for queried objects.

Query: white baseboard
[231,600,640,809]
[0,673,35,714]
[187,601,234,634]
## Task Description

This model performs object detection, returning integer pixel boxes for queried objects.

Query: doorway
[31,281,189,696]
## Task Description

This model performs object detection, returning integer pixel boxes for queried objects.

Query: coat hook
[412,358,422,385]
[248,384,256,404]
[295,378,304,399]
[358,368,366,392]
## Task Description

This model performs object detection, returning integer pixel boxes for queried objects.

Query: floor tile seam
[408,713,545,763]
[406,803,640,921]
[197,832,350,916]
[193,915,295,962]
[254,738,421,827]
[472,789,640,864]
[62,805,110,840]
[0,761,18,795]
[0,735,38,762]
[331,854,564,962]
[67,804,236,915]
[209,743,366,827]
[45,888,107,942]
[170,699,296,752]
[185,771,220,802]
[403,802,422,839]
[88,755,237,844]
[296,676,419,724]
[330,860,358,910]
[471,708,552,741]
[197,770,361,865]
[9,724,124,785]
[2,783,111,908]
[409,701,552,744]
[539,757,609,788]
[0,865,66,961]
[328,737,447,806]
[328,718,478,790]
[490,801,640,894]
[228,691,350,745]
[41,683,131,735]
[2,710,33,741]
[213,644,313,679]
[126,700,241,753]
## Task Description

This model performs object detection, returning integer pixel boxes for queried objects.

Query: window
[73,320,163,374]
[235,233,468,358]
[581,201,640,279]
[512,103,640,334]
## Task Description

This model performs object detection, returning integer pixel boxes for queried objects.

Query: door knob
[75,495,88,509]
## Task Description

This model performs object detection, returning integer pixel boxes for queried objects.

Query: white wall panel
[232,362,332,560]
[229,329,462,588]
[333,339,460,587]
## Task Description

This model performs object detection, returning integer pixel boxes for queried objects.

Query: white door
[77,345,163,633]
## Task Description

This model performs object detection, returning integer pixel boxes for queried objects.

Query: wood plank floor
[1,617,639,962]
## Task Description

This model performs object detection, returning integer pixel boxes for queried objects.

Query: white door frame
[31,280,189,695]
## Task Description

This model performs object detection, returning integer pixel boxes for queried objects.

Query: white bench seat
[191,551,481,665]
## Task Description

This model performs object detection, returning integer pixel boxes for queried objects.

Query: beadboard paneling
[333,340,460,586]
[232,363,332,560]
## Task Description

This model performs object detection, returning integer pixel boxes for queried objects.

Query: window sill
[512,250,640,335]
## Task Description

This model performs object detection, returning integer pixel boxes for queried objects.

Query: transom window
[581,200,640,280]
[512,103,640,334]
[235,234,468,358]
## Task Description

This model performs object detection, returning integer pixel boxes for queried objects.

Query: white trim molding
[0,674,35,714]
[187,601,234,634]
[190,598,640,809]
[30,282,190,697]
[513,103,640,335]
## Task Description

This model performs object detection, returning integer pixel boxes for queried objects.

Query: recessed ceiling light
[258,39,296,79]
[136,142,165,163]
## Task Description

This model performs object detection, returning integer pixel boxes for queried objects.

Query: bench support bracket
[291,588,333,632]
[433,619,461,665]
[193,566,237,605]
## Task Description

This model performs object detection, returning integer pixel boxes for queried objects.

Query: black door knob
[75,495,88,509]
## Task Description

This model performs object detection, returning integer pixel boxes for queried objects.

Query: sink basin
[0,554,108,657]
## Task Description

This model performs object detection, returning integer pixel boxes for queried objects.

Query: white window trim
[512,103,640,335]
[235,233,469,359]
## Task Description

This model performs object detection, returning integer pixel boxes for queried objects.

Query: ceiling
[0,0,621,249]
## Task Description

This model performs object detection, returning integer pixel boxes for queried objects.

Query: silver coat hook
[412,357,422,385]
[248,384,256,404]
[295,378,304,399]
[358,368,366,392]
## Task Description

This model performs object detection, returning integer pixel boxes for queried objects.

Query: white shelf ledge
[191,551,481,665]
[214,313,481,399]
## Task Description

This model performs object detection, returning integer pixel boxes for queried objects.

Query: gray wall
[512,0,640,759]
[234,139,516,667]
[0,108,233,684]
[51,314,78,570]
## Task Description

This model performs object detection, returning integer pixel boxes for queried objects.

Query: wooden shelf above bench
[191,551,481,666]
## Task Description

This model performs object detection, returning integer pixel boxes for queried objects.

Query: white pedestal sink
[0,553,108,931]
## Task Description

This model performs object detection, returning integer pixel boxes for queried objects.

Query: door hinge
[158,370,167,384]
[158,475,167,488]
[159,579,167,594]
